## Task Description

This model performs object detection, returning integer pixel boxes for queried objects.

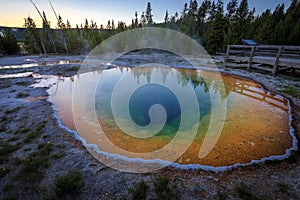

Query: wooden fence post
[248,46,255,70]
[273,46,283,75]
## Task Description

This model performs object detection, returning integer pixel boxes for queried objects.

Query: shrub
[235,182,262,200]
[154,176,176,200]
[130,180,149,200]
[54,170,84,197]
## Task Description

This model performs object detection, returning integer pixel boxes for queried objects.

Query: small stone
[249,142,255,146]
[178,157,182,163]
[269,138,275,142]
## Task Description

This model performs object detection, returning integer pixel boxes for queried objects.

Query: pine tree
[164,10,169,23]
[182,3,188,19]
[186,0,198,37]
[145,2,153,25]
[65,28,83,54]
[180,1,199,37]
[106,20,111,30]
[140,12,146,27]
[225,0,238,30]
[174,12,179,20]
[111,19,115,31]
[84,19,89,30]
[134,11,139,28]
[202,0,225,54]
[208,1,217,20]
[24,16,43,54]
[117,21,126,32]
[189,0,198,19]
[254,9,273,44]
[170,12,179,30]
[56,15,69,53]
[226,0,253,45]
[66,20,71,29]
[288,18,300,45]
[271,4,285,44]
[0,29,20,55]
[273,20,284,44]
[197,0,211,38]
[285,0,300,44]
[179,3,189,33]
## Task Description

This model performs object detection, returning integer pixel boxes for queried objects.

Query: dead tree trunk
[29,0,56,54]
[49,1,69,54]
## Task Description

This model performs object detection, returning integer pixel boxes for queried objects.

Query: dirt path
[0,54,299,199]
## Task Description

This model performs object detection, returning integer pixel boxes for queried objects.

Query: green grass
[23,147,32,151]
[0,196,16,200]
[65,66,80,71]
[235,182,262,200]
[0,143,20,157]
[276,182,291,194]
[23,132,40,143]
[280,86,300,98]
[11,157,22,166]
[38,142,53,156]
[7,137,19,142]
[51,151,65,159]
[130,180,149,200]
[4,106,22,114]
[16,92,29,98]
[17,127,30,134]
[0,167,10,178]
[153,176,177,200]
[218,191,228,200]
[0,126,7,132]
[19,153,47,172]
[0,157,8,165]
[23,123,45,143]
[15,81,28,86]
[2,184,14,192]
[54,170,84,197]
[36,123,46,132]
[42,135,49,139]
[0,116,8,122]
[16,152,47,182]
[16,139,55,184]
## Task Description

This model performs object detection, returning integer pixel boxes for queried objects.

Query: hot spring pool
[47,67,296,169]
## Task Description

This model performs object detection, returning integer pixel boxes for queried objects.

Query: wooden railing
[225,45,300,74]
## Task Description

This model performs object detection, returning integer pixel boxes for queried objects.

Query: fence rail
[225,45,300,74]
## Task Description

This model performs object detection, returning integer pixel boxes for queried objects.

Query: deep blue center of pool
[129,83,181,126]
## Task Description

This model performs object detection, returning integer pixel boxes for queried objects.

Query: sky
[0,0,292,28]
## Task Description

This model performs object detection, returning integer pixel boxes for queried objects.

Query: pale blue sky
[0,0,292,28]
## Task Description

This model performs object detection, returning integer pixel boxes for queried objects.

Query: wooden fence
[225,45,300,74]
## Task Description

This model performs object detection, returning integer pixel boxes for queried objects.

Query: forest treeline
[0,0,300,55]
